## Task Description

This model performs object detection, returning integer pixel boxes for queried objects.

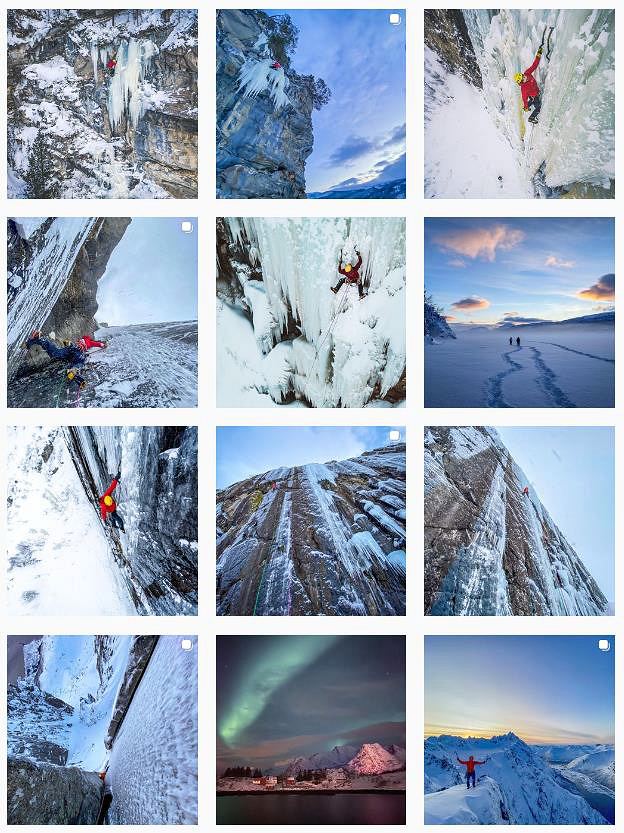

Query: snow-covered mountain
[346,743,405,775]
[308,177,406,199]
[425,10,614,198]
[424,733,609,824]
[8,10,197,198]
[217,443,405,615]
[217,216,405,407]
[7,218,197,407]
[560,748,615,795]
[280,742,405,777]
[8,426,198,615]
[424,427,608,615]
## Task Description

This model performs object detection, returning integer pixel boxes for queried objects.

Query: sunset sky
[425,217,615,325]
[425,636,614,745]
[217,635,405,773]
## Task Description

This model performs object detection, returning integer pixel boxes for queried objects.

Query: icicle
[107,38,158,130]
[237,58,290,111]
[91,42,99,81]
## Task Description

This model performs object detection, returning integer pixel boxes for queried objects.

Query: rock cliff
[424,427,608,615]
[217,443,406,615]
[8,9,197,198]
[8,757,103,824]
[216,9,317,198]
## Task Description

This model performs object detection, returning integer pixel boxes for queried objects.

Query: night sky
[217,636,405,774]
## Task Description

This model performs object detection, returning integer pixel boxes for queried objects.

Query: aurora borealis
[217,635,405,773]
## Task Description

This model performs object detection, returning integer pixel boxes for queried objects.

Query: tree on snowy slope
[23,133,59,199]
[257,12,299,68]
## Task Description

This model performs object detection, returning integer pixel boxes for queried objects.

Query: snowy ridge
[217,443,406,615]
[424,733,609,824]
[425,427,608,615]
[217,217,405,407]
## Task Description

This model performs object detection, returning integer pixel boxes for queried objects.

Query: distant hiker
[516,336,520,346]
[270,61,282,70]
[514,47,543,124]
[99,471,125,533]
[106,58,117,76]
[331,249,366,299]
[509,337,513,345]
[78,334,107,351]
[457,755,487,789]
[523,486,529,496]
[271,481,277,490]
[26,331,85,367]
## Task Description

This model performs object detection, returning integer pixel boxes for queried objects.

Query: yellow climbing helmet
[514,72,523,84]
[344,263,352,272]
[104,495,113,507]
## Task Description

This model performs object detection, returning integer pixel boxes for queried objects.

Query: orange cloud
[578,273,615,301]
[451,297,490,311]
[545,255,575,268]
[445,315,458,322]
[434,225,525,262]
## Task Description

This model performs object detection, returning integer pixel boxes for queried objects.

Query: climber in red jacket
[99,471,125,532]
[523,486,529,496]
[457,755,488,789]
[270,61,282,70]
[78,335,107,352]
[106,58,117,76]
[331,249,366,299]
[514,48,543,123]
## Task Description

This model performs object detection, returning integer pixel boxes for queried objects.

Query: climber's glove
[537,48,542,56]
[524,106,529,111]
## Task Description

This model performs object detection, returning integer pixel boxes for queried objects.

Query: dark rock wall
[424,9,483,86]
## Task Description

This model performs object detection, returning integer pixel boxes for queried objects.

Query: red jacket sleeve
[524,53,540,77]
[100,504,107,520]
[475,760,486,765]
[521,85,529,108]
[101,478,118,499]
[457,758,468,765]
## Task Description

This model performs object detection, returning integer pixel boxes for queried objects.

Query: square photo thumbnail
[425,635,614,824]
[8,635,198,824]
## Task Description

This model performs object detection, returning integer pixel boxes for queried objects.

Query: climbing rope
[305,284,350,403]
[252,560,268,615]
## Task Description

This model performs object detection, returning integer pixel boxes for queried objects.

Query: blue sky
[216,426,405,488]
[425,636,615,744]
[496,427,614,600]
[266,9,406,192]
[425,218,615,324]
[97,218,197,325]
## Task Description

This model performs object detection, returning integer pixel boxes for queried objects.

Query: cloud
[328,135,376,165]
[545,255,575,268]
[503,311,519,317]
[448,258,466,268]
[433,224,525,261]
[451,296,490,311]
[593,304,615,312]
[445,315,458,322]
[500,315,550,324]
[577,273,615,301]
[329,152,405,191]
[379,122,406,148]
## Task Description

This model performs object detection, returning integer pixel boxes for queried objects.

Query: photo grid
[0,3,619,830]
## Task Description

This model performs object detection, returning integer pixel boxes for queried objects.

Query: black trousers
[109,510,125,532]
[332,277,364,298]
[466,770,476,788]
[527,94,541,121]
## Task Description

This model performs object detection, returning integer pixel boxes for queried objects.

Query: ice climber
[26,331,85,366]
[514,46,543,124]
[509,337,513,345]
[99,471,126,533]
[331,249,366,299]
[77,334,107,351]
[516,336,521,346]
[106,57,117,76]
[270,61,282,70]
[457,755,488,789]
[523,486,529,496]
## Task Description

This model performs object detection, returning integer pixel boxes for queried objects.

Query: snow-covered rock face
[425,733,609,825]
[425,299,455,341]
[217,443,406,615]
[424,427,608,615]
[8,10,197,198]
[217,217,406,407]
[345,743,404,775]
[217,10,316,197]
[426,10,614,197]
[279,742,405,779]
[7,426,198,615]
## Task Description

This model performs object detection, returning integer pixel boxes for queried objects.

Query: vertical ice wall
[463,9,614,190]
[107,39,158,130]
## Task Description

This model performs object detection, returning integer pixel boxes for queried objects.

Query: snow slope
[424,734,608,824]
[425,10,614,198]
[217,443,406,615]
[7,427,136,615]
[108,636,198,824]
[217,217,405,408]
[425,322,614,408]
[346,743,404,775]
[425,427,608,616]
